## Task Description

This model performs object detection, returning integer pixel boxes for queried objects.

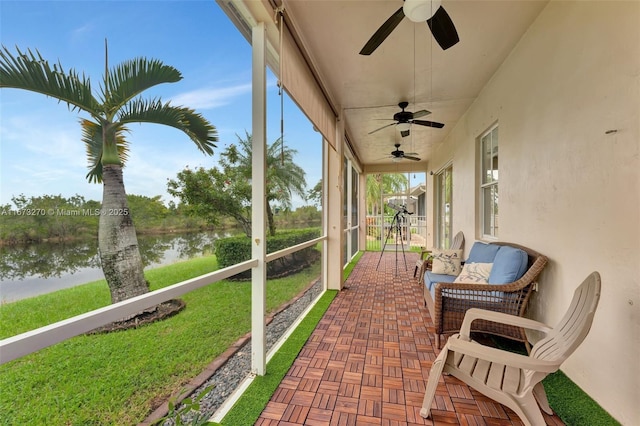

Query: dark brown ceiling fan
[388,143,421,161]
[369,102,444,137]
[360,0,459,55]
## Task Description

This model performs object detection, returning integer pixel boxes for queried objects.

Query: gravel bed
[168,278,324,424]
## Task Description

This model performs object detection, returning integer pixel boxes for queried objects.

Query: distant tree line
[1,192,321,245]
[0,194,209,244]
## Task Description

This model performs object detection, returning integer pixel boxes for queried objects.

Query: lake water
[0,231,226,303]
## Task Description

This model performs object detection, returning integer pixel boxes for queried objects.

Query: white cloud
[170,82,252,110]
[0,113,94,204]
[5,116,87,168]
[71,23,93,40]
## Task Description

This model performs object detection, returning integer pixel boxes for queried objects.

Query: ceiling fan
[388,143,421,162]
[369,101,444,137]
[359,0,459,55]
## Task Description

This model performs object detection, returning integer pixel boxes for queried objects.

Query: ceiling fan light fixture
[403,0,440,23]
[397,122,411,131]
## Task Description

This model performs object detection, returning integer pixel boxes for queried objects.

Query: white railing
[365,214,427,250]
[0,236,326,365]
[265,236,323,262]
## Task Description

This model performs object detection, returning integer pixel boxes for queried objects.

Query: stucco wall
[428,1,640,424]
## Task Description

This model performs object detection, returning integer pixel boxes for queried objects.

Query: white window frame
[479,124,499,239]
[343,157,359,266]
[435,165,453,250]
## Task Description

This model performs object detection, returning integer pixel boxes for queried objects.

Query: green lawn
[0,255,321,425]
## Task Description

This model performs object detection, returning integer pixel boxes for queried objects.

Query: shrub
[215,228,321,279]
[214,235,252,267]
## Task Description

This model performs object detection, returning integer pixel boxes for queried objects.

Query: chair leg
[532,382,552,415]
[420,346,448,418]
[417,262,426,285]
[514,393,546,426]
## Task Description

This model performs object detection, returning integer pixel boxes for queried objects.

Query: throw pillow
[466,242,500,264]
[488,246,528,284]
[454,262,493,284]
[431,249,463,275]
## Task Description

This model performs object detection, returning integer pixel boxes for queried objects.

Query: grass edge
[213,290,337,425]
[544,370,620,426]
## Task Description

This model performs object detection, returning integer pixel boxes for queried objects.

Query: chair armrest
[447,335,559,373]
[421,250,433,260]
[460,308,552,338]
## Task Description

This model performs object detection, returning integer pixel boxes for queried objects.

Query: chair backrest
[531,272,601,364]
[449,231,464,251]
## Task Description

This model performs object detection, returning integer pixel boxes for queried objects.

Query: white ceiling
[280,0,549,170]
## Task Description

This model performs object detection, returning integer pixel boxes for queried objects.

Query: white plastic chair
[420,271,601,426]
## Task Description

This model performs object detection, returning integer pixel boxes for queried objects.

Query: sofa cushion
[424,271,457,291]
[466,242,501,264]
[454,262,493,284]
[488,246,529,284]
[431,249,463,275]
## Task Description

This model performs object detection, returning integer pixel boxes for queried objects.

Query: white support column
[251,21,267,376]
[325,114,344,290]
[345,158,353,259]
[322,138,329,292]
[358,172,367,251]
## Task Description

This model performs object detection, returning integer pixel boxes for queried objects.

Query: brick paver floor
[256,251,564,425]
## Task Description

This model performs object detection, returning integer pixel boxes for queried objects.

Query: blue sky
[0,0,322,207]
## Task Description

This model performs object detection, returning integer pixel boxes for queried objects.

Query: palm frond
[0,45,100,114]
[118,98,217,155]
[237,131,253,160]
[81,119,130,183]
[101,58,182,115]
[179,108,218,154]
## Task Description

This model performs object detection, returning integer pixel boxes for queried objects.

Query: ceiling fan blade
[411,109,431,118]
[368,122,397,134]
[400,129,410,138]
[403,155,421,161]
[359,7,405,55]
[427,6,459,50]
[413,119,445,128]
[404,152,419,156]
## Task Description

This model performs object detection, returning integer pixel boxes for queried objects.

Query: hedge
[215,228,321,278]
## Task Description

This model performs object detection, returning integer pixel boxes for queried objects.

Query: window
[435,165,453,249]
[343,157,359,265]
[480,125,499,238]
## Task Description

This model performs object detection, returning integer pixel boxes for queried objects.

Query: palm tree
[366,173,408,215]
[0,45,217,304]
[222,131,307,236]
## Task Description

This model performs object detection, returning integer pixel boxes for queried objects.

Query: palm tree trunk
[98,164,149,303]
[266,202,276,236]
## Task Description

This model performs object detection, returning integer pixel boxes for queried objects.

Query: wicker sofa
[423,241,548,350]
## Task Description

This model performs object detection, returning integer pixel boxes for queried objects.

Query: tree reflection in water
[0,231,225,282]
[0,240,99,280]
